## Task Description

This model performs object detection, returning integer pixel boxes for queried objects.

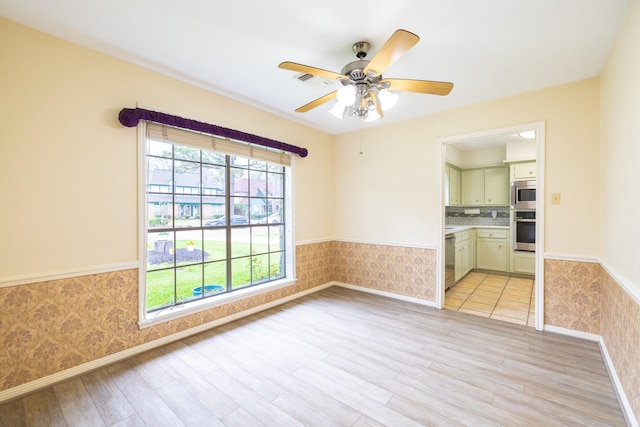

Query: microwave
[511,180,536,210]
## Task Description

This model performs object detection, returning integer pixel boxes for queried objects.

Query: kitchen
[443,129,538,326]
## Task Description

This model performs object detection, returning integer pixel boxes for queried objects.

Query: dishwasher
[445,234,456,290]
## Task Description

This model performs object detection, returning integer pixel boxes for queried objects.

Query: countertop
[445,225,510,236]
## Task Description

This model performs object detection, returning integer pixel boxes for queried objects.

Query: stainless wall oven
[511,180,536,210]
[514,210,536,251]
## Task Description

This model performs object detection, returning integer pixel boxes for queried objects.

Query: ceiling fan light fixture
[363,108,381,122]
[279,29,454,124]
[328,102,346,120]
[378,89,398,111]
[336,85,356,106]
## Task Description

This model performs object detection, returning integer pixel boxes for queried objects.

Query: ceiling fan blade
[370,92,384,119]
[381,78,454,96]
[363,29,420,77]
[278,61,345,81]
[295,91,337,112]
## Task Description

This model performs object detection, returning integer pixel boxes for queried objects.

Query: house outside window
[139,122,293,322]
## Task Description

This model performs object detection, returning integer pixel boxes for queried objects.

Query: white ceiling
[0,0,629,135]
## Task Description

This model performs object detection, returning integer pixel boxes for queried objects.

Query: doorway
[437,122,545,331]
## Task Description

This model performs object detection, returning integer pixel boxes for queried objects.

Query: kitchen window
[139,122,293,323]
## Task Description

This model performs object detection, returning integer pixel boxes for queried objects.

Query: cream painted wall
[334,78,601,256]
[458,146,506,169]
[0,19,334,279]
[600,0,640,298]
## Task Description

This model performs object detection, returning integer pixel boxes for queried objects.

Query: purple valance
[118,107,308,158]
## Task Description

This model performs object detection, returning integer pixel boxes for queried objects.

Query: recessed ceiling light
[517,130,536,139]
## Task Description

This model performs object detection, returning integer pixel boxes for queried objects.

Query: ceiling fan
[278,29,454,122]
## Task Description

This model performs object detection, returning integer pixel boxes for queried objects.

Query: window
[140,123,292,318]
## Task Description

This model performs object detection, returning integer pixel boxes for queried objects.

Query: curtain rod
[118,107,309,158]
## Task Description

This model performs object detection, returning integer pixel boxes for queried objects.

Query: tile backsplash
[445,206,510,226]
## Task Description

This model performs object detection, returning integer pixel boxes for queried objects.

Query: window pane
[204,261,226,295]
[202,196,225,225]
[251,254,270,284]
[147,157,172,191]
[146,269,175,311]
[176,230,203,266]
[176,264,203,303]
[231,227,251,258]
[174,160,200,196]
[249,197,267,225]
[250,159,267,170]
[147,232,175,270]
[203,229,226,261]
[269,225,284,252]
[230,167,249,197]
[202,164,225,196]
[231,257,251,289]
[174,145,200,161]
[270,252,285,280]
[230,155,249,168]
[268,173,284,198]
[147,139,173,158]
[268,163,284,173]
[202,150,226,165]
[175,204,199,226]
[250,169,267,186]
[231,196,249,223]
[265,206,282,224]
[148,196,173,229]
[251,227,269,255]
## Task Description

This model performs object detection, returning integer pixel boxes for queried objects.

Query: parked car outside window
[257,212,282,224]
[205,215,248,226]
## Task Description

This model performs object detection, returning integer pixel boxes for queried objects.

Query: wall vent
[296,73,314,82]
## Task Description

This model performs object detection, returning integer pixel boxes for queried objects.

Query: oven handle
[514,219,536,222]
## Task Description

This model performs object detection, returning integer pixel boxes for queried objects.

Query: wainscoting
[1,241,638,424]
[0,287,627,426]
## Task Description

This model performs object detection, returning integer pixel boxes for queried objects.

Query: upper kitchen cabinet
[461,169,484,205]
[511,161,537,181]
[461,166,509,206]
[484,167,509,205]
[446,164,461,206]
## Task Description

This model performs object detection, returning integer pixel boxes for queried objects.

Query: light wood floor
[445,272,535,327]
[0,287,626,426]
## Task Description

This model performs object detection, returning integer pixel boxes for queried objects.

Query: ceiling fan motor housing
[341,60,369,81]
[352,41,370,59]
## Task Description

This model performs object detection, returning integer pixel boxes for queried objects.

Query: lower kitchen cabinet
[454,229,475,282]
[475,228,509,272]
[512,250,535,274]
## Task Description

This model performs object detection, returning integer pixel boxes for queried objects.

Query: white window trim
[136,122,296,328]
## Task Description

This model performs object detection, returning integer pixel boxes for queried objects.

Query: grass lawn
[146,239,283,310]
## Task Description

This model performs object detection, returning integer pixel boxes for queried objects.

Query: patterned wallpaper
[333,241,437,301]
[601,270,640,423]
[2,239,639,422]
[543,259,602,334]
[0,242,335,392]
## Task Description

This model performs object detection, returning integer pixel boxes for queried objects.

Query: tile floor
[445,271,535,327]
